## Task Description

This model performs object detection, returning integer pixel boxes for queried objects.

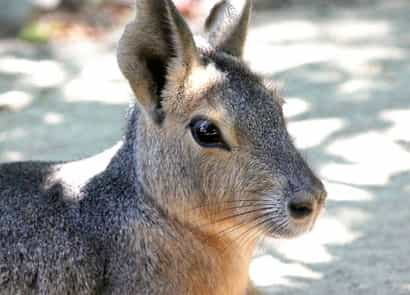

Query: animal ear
[205,0,252,58]
[117,0,200,124]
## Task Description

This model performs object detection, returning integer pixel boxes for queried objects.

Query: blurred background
[0,0,409,294]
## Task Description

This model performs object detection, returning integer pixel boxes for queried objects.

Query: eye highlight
[189,117,230,151]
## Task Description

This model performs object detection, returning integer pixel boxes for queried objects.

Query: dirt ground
[1,1,409,294]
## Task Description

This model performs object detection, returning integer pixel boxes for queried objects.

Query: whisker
[204,203,274,216]
[225,213,274,252]
[198,206,276,228]
[208,206,282,243]
[214,217,254,240]
[267,217,288,237]
[188,198,275,211]
[214,208,273,238]
[239,225,266,251]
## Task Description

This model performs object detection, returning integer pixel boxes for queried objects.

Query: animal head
[117,0,326,243]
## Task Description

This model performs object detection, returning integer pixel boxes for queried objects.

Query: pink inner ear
[175,0,199,18]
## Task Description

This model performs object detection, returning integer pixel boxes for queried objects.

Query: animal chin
[263,214,316,240]
[290,214,320,238]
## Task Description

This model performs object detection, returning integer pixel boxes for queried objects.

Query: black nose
[288,199,314,219]
[288,189,326,220]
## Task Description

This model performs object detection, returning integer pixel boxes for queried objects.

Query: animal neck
[121,107,256,293]
[178,219,257,294]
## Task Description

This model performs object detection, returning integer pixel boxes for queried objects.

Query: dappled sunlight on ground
[1,150,25,162]
[271,213,364,263]
[323,181,372,202]
[63,54,130,104]
[282,97,310,118]
[287,117,345,149]
[0,57,66,87]
[245,1,410,294]
[381,109,410,144]
[252,208,368,291]
[247,6,404,76]
[250,255,323,287]
[43,111,64,125]
[0,33,128,162]
[0,90,33,111]
[323,132,410,186]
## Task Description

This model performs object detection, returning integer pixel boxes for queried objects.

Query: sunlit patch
[64,78,130,104]
[381,109,410,142]
[63,55,130,104]
[402,284,410,291]
[2,151,24,162]
[321,163,385,186]
[0,57,67,88]
[246,42,338,74]
[81,55,123,82]
[326,20,391,42]
[282,97,310,118]
[32,0,60,9]
[338,78,372,95]
[0,57,39,75]
[287,118,345,149]
[332,46,403,75]
[246,11,403,75]
[313,212,365,245]
[324,132,410,185]
[23,60,66,88]
[249,255,322,287]
[323,180,373,202]
[265,236,332,264]
[248,37,403,74]
[263,209,366,265]
[43,112,64,125]
[0,91,33,111]
[251,21,320,44]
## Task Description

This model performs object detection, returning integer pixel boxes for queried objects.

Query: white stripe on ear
[205,0,252,58]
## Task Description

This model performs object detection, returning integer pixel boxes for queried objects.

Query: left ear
[117,0,200,124]
[204,0,252,58]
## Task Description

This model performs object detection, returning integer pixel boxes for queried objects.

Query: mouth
[200,194,325,242]
[263,198,325,239]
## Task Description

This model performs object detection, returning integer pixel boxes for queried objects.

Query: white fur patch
[47,142,123,198]
[187,62,226,93]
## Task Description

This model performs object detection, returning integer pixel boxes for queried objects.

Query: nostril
[288,201,314,219]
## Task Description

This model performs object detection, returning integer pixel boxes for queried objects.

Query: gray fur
[0,0,326,294]
[205,0,252,58]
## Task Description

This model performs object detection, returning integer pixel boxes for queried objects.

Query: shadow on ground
[0,35,129,162]
[246,1,410,294]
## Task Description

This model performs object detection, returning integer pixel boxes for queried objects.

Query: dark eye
[189,117,229,150]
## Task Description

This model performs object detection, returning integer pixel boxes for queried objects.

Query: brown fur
[117,0,326,293]
[0,1,325,294]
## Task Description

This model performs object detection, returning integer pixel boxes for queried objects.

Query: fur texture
[0,0,326,294]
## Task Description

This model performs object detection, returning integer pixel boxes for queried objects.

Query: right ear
[117,0,200,124]
[205,0,252,58]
